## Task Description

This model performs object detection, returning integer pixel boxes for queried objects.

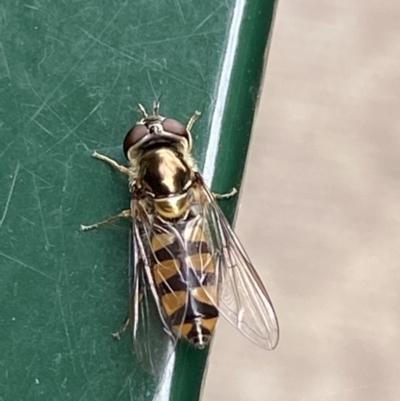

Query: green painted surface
[0,1,276,400]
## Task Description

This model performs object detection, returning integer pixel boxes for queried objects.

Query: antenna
[153,94,163,115]
[137,103,148,119]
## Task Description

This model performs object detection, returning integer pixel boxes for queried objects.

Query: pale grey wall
[204,1,400,400]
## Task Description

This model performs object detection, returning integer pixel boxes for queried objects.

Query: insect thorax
[135,146,195,219]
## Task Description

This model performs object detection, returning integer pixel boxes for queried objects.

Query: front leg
[187,110,201,131]
[192,172,238,201]
[92,151,130,175]
[80,209,131,231]
[213,188,238,200]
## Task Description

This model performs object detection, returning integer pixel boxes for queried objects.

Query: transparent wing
[199,183,279,350]
[130,201,187,376]
[130,220,175,377]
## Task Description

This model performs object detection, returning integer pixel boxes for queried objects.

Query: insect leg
[187,110,201,131]
[111,316,130,340]
[92,151,130,175]
[112,281,144,339]
[213,188,238,200]
[80,209,131,231]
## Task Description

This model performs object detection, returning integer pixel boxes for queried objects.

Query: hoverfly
[81,100,279,374]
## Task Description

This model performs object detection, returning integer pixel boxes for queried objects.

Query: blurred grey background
[204,0,400,400]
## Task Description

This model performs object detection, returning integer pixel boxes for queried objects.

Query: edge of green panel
[162,1,278,400]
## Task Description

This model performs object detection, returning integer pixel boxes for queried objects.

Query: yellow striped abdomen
[150,218,219,348]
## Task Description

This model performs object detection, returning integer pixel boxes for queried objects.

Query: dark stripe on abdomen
[158,271,216,293]
[169,295,218,324]
[155,240,209,262]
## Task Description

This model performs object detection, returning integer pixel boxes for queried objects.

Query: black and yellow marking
[154,259,180,285]
[161,291,186,316]
[151,232,175,251]
[150,217,219,347]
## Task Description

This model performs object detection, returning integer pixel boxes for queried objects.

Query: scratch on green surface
[0,162,19,228]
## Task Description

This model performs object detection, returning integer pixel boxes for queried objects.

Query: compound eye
[123,124,149,158]
[162,118,189,138]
